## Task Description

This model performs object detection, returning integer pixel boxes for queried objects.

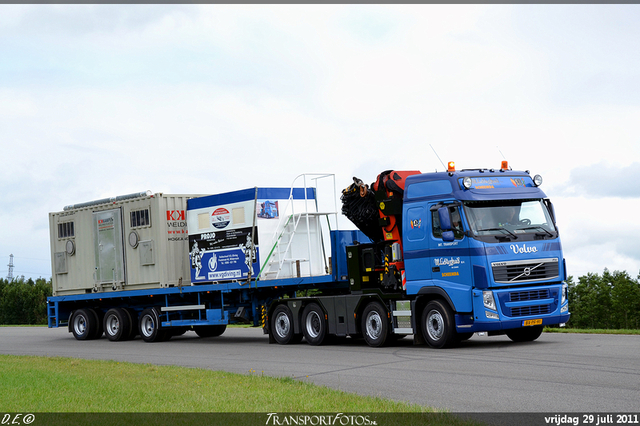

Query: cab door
[402,201,431,282]
[428,203,473,312]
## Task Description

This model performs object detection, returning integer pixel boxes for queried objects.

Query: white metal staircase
[257,174,338,281]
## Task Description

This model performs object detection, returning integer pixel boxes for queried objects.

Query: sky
[1,4,640,281]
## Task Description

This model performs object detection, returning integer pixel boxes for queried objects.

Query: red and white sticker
[211,208,231,229]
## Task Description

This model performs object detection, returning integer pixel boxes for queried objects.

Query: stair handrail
[256,173,338,281]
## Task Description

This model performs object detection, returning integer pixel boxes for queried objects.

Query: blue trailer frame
[47,230,361,331]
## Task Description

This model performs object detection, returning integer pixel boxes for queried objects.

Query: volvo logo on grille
[511,263,543,281]
[492,258,559,283]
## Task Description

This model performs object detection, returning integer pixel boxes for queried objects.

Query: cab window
[432,206,464,240]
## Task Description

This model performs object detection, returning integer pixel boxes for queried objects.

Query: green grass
[544,327,640,335]
[0,355,429,413]
[0,355,487,426]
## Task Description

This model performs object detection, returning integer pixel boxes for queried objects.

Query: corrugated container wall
[49,193,201,296]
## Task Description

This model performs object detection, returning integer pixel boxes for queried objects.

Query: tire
[421,300,456,349]
[71,309,97,341]
[361,301,390,347]
[123,308,139,340]
[103,308,131,342]
[506,325,543,342]
[271,305,297,345]
[90,309,104,340]
[194,325,227,338]
[302,303,327,346]
[138,308,170,343]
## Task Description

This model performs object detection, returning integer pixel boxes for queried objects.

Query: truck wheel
[194,325,227,338]
[271,305,297,345]
[361,301,389,347]
[421,300,455,349]
[506,325,543,342]
[302,303,327,346]
[139,308,169,343]
[103,308,131,342]
[71,309,97,341]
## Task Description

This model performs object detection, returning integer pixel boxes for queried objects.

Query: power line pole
[7,254,14,281]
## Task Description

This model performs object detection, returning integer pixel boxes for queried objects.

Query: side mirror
[438,206,452,231]
[442,230,455,242]
[438,207,455,242]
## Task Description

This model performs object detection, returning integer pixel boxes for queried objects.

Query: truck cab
[401,162,570,346]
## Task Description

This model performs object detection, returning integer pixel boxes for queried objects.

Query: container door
[93,208,126,285]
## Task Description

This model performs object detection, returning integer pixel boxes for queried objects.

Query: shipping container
[49,192,200,296]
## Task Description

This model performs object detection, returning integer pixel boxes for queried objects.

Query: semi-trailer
[48,164,570,347]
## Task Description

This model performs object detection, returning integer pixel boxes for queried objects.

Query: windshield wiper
[477,227,518,240]
[520,226,553,237]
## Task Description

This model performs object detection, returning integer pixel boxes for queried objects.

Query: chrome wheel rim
[74,315,86,336]
[140,314,155,338]
[365,311,382,340]
[274,312,291,339]
[106,315,119,336]
[305,311,322,339]
[426,310,444,341]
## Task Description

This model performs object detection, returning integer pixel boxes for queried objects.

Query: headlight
[562,283,568,304]
[483,290,496,311]
[463,177,472,189]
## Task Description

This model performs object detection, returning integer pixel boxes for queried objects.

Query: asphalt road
[1,327,638,413]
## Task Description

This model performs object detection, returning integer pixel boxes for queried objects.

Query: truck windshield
[463,199,557,241]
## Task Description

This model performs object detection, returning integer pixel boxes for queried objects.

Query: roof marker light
[447,161,456,172]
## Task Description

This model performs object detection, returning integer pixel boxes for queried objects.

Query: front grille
[492,258,559,283]
[511,305,551,317]
[498,287,556,317]
[510,289,549,302]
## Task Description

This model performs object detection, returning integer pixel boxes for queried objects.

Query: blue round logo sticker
[211,208,231,229]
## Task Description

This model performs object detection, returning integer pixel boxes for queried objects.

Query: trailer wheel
[71,309,97,341]
[302,303,327,346]
[123,308,139,340]
[90,309,104,340]
[506,325,543,342]
[194,325,227,338]
[361,301,390,347]
[104,308,131,342]
[271,305,297,345]
[138,308,169,343]
[421,300,455,349]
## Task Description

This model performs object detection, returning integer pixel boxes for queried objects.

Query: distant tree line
[0,277,52,325]
[0,270,639,329]
[567,269,640,330]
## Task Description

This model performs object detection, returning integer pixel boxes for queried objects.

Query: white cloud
[1,4,640,279]
[554,196,640,277]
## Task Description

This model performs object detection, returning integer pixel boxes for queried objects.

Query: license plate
[523,318,543,327]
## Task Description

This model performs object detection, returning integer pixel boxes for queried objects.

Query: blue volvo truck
[47,164,569,348]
